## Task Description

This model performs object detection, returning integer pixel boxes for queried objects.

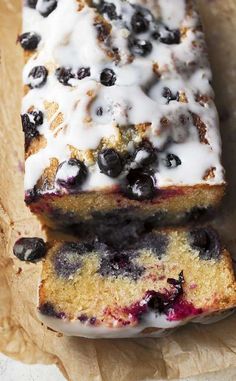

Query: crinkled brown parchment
[1,1,236,380]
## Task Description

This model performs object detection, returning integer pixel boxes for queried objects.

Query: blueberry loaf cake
[20,0,225,233]
[22,227,235,338]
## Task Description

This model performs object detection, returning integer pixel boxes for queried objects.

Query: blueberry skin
[56,158,88,190]
[77,67,90,80]
[18,32,41,50]
[132,144,157,168]
[28,65,48,88]
[160,27,181,45]
[124,169,156,201]
[98,1,119,20]
[100,68,116,86]
[26,0,38,9]
[99,251,144,280]
[13,237,46,262]
[53,242,89,279]
[164,154,182,168]
[189,227,221,260]
[131,11,150,34]
[21,110,44,149]
[128,36,153,57]
[98,149,123,178]
[55,67,76,86]
[37,0,58,17]
[162,87,179,104]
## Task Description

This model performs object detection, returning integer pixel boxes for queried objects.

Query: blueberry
[99,251,144,280]
[98,1,118,20]
[37,0,58,17]
[54,242,88,278]
[21,110,44,149]
[18,32,41,50]
[131,10,150,34]
[128,36,152,57]
[55,67,75,86]
[162,87,179,103]
[124,169,156,201]
[100,68,116,86]
[164,154,182,168]
[98,148,122,177]
[189,227,221,260]
[77,67,90,80]
[56,158,88,190]
[96,106,103,116]
[13,237,46,262]
[160,27,180,45]
[28,65,48,88]
[78,314,88,323]
[39,302,66,318]
[147,292,167,313]
[33,110,44,125]
[39,302,56,317]
[152,29,160,40]
[26,0,38,8]
[132,144,157,168]
[148,271,184,313]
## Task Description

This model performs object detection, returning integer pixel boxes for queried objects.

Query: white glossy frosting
[22,0,225,193]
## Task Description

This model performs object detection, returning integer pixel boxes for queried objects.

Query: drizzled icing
[38,308,234,338]
[22,0,224,194]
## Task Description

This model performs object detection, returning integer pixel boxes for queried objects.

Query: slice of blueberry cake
[14,227,233,338]
[20,0,225,233]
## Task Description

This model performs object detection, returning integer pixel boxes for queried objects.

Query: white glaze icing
[37,309,185,338]
[22,0,225,193]
[37,308,235,338]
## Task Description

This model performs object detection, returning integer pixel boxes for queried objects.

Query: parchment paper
[1,1,236,380]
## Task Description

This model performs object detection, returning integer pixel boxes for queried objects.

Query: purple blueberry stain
[55,67,76,86]
[53,242,89,279]
[147,271,184,313]
[89,317,97,325]
[99,250,144,280]
[164,153,182,169]
[26,0,38,9]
